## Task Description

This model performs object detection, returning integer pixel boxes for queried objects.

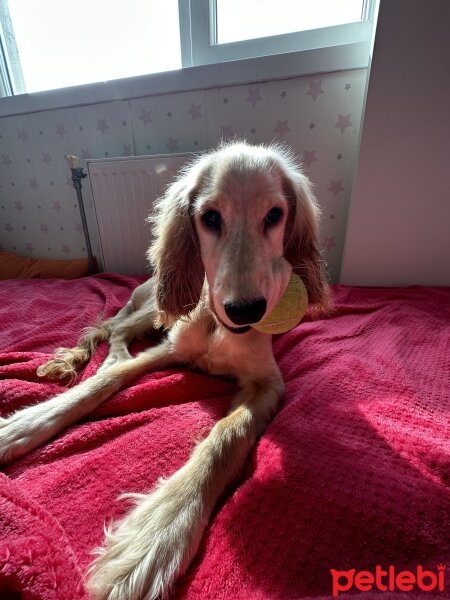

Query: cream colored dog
[0,142,329,600]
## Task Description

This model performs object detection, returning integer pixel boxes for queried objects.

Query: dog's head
[148,141,330,329]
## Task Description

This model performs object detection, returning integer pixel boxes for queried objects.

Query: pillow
[0,251,90,280]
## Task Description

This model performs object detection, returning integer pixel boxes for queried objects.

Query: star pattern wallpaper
[0,69,367,281]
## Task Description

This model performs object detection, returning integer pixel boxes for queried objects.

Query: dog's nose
[224,298,267,326]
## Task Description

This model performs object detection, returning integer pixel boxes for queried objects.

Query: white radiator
[86,153,192,275]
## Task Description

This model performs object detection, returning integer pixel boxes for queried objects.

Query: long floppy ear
[278,157,331,315]
[147,157,208,328]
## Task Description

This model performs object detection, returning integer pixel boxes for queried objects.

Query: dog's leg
[36,317,115,382]
[98,308,162,374]
[87,372,283,600]
[36,299,136,382]
[37,280,159,383]
[0,341,174,463]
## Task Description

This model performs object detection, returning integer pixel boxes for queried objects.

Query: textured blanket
[0,274,449,599]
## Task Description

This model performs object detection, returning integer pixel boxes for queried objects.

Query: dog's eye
[201,209,222,232]
[264,207,283,228]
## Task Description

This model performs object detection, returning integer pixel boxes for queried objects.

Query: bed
[0,273,449,599]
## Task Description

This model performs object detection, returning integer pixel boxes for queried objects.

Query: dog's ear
[279,160,331,314]
[147,158,207,327]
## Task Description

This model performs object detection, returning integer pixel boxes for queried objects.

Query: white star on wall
[328,180,344,196]
[246,88,262,108]
[97,118,109,134]
[303,150,318,168]
[42,152,52,166]
[274,119,290,139]
[55,124,67,138]
[324,236,337,249]
[306,80,324,101]
[139,108,152,126]
[334,114,353,133]
[188,103,202,120]
[18,128,29,142]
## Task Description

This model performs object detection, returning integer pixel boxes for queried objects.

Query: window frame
[0,0,377,118]
[0,0,25,95]
[180,0,376,67]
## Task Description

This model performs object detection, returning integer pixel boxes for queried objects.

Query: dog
[0,141,329,600]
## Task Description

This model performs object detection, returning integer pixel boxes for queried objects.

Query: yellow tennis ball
[252,272,308,334]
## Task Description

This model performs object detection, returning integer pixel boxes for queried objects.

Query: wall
[0,69,367,282]
[341,0,450,287]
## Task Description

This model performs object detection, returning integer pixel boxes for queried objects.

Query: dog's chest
[170,318,271,378]
[198,332,248,376]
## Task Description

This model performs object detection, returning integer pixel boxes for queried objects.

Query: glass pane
[217,0,364,44]
[6,0,181,93]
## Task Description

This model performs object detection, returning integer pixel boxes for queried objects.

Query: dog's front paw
[87,475,207,600]
[0,412,38,463]
[0,397,65,463]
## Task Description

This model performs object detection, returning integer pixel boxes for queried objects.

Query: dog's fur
[0,142,329,600]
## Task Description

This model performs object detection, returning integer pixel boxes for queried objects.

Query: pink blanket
[0,274,449,599]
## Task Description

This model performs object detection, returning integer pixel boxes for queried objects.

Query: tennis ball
[252,272,308,334]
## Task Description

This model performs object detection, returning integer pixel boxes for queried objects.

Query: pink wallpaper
[0,69,366,281]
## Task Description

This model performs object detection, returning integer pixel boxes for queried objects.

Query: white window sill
[0,41,370,118]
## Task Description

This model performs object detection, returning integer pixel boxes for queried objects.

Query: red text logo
[330,564,446,597]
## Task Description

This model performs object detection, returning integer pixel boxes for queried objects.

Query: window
[0,0,376,99]
[1,0,181,94]
[181,0,375,67]
[216,0,365,44]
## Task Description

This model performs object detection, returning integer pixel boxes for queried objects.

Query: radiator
[86,153,191,275]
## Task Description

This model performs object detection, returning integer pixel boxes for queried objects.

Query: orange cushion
[0,251,90,280]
